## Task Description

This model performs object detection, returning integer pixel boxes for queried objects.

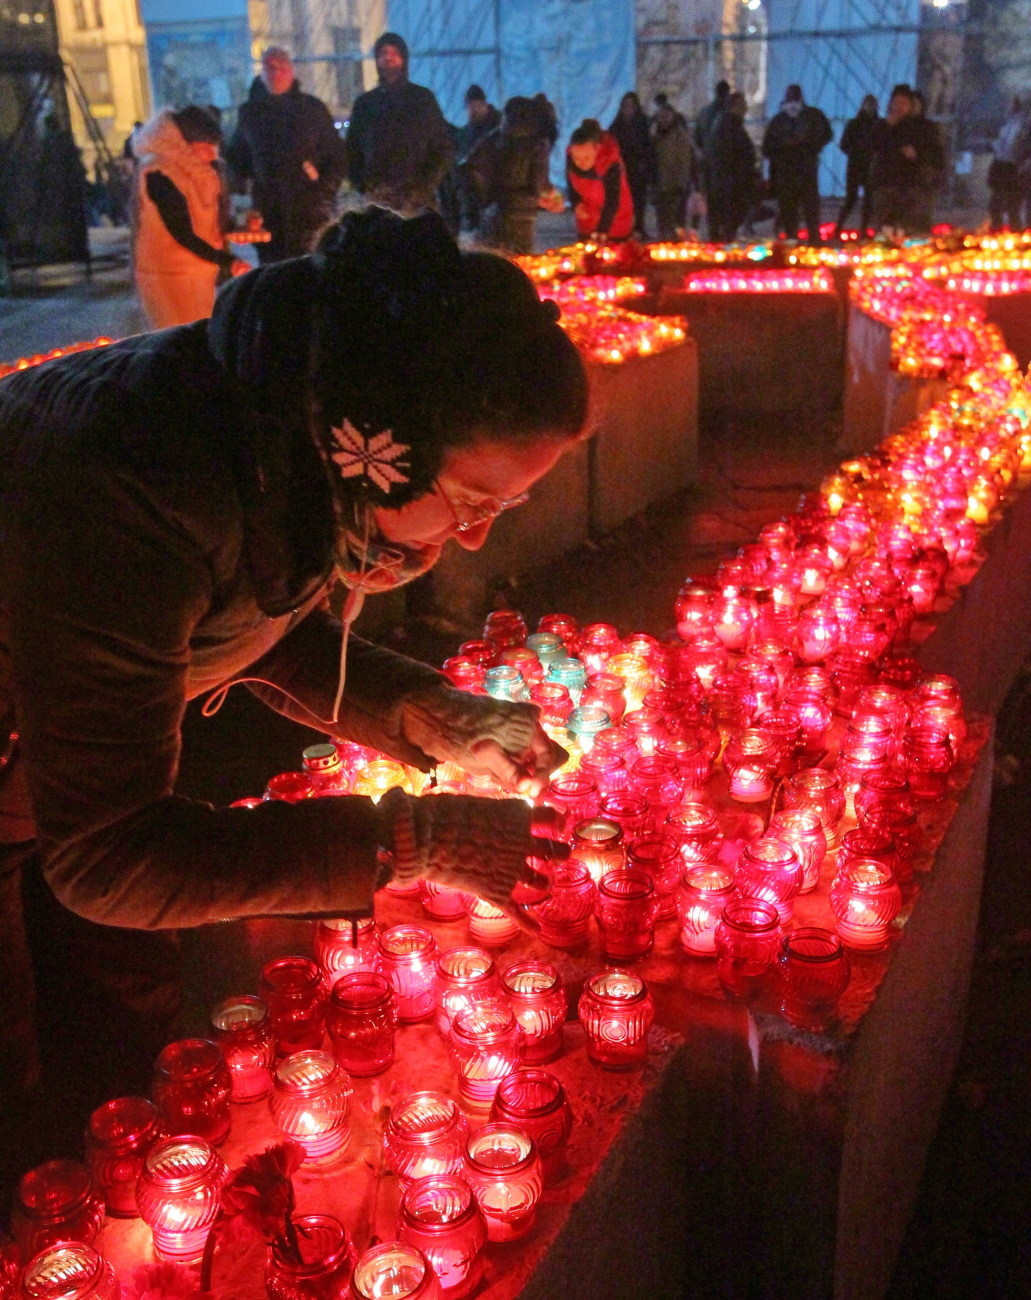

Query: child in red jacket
[566,118,634,241]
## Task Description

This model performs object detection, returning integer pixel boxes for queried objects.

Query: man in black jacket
[834,95,879,237]
[225,47,347,263]
[762,84,833,242]
[346,32,455,214]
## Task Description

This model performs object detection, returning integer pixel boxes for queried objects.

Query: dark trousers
[655,188,687,241]
[709,188,751,243]
[836,163,872,233]
[627,173,649,237]
[776,178,821,242]
[988,160,1027,231]
[255,202,325,264]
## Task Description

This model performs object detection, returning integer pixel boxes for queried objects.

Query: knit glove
[399,684,568,797]
[378,787,567,929]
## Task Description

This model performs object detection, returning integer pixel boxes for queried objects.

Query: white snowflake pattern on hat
[330,419,410,494]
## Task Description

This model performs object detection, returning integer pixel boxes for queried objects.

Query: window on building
[92,0,103,26]
[333,26,363,112]
[72,0,89,28]
[71,44,112,105]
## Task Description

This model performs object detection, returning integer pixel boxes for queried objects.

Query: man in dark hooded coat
[225,47,347,263]
[346,32,455,213]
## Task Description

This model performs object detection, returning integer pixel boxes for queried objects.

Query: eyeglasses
[434,479,530,534]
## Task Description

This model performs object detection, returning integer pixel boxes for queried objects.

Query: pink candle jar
[782,688,833,753]
[711,594,756,651]
[736,838,801,923]
[794,605,840,663]
[12,1162,104,1260]
[737,657,781,716]
[528,860,596,948]
[854,769,914,823]
[837,714,895,786]
[777,928,851,1031]
[623,706,668,758]
[723,730,779,803]
[666,804,724,864]
[490,1070,573,1186]
[538,613,579,653]
[854,685,910,750]
[579,747,628,796]
[435,948,499,1035]
[677,863,737,955]
[704,671,754,736]
[675,584,714,639]
[714,899,781,998]
[327,971,398,1076]
[398,1176,487,1299]
[594,869,657,961]
[20,1243,119,1300]
[315,916,380,986]
[421,881,471,923]
[569,815,625,882]
[767,809,827,893]
[596,793,649,852]
[448,1003,524,1110]
[529,680,572,730]
[912,673,965,734]
[911,700,967,760]
[905,560,941,615]
[755,710,802,777]
[151,1038,232,1146]
[862,803,922,883]
[837,826,899,881]
[259,956,328,1056]
[578,621,622,673]
[830,859,902,950]
[582,672,627,724]
[662,723,720,789]
[629,756,684,832]
[265,771,314,802]
[577,969,655,1070]
[467,897,520,948]
[542,773,600,837]
[209,995,275,1103]
[265,1213,357,1300]
[830,650,878,716]
[351,1243,442,1300]
[783,768,846,847]
[627,833,682,920]
[463,1124,543,1243]
[442,656,486,693]
[501,960,567,1063]
[384,1094,469,1187]
[903,724,954,800]
[592,724,641,769]
[268,1050,352,1164]
[375,925,439,1023]
[136,1137,227,1263]
[86,1097,163,1218]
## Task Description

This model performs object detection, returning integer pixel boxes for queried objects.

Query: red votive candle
[528,860,596,948]
[767,809,827,893]
[579,746,628,796]
[629,756,684,832]
[448,1003,523,1111]
[490,1069,574,1186]
[736,838,801,924]
[398,1176,487,1299]
[723,729,779,803]
[501,960,567,1063]
[542,772,600,837]
[903,723,954,800]
[595,868,656,961]
[627,832,682,919]
[152,1038,231,1146]
[327,970,398,1076]
[209,994,275,1102]
[577,969,655,1071]
[12,1162,104,1260]
[265,1213,356,1300]
[830,859,902,950]
[351,1243,442,1300]
[778,928,851,1031]
[582,672,627,724]
[420,880,470,923]
[375,925,439,1023]
[315,916,380,983]
[570,815,626,881]
[435,948,499,1035]
[384,1093,469,1187]
[861,803,921,883]
[20,1242,118,1300]
[463,1124,543,1242]
[259,956,328,1055]
[675,584,714,639]
[677,863,737,955]
[783,768,846,847]
[264,771,313,802]
[268,1050,352,1164]
[666,804,724,864]
[86,1096,163,1217]
[715,899,780,997]
[467,896,520,948]
[578,621,622,673]
[136,1137,227,1263]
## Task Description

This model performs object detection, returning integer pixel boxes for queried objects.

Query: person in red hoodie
[566,118,634,241]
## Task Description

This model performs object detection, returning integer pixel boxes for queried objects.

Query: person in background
[609,92,652,239]
[988,97,1031,230]
[762,84,832,242]
[651,99,695,241]
[346,32,455,216]
[566,118,634,242]
[132,106,249,329]
[464,95,561,255]
[532,92,560,153]
[834,94,879,238]
[123,120,143,161]
[693,80,730,217]
[705,92,756,243]
[440,84,502,234]
[869,85,922,233]
[909,90,946,232]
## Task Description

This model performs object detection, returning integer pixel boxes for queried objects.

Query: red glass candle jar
[375,925,439,1023]
[350,1243,442,1300]
[327,971,398,1076]
[384,1093,469,1187]
[466,896,520,948]
[755,710,802,777]
[448,1003,523,1110]
[528,860,595,948]
[577,969,655,1071]
[752,602,798,650]
[629,756,684,832]
[152,1038,231,1146]
[911,700,967,761]
[711,593,756,651]
[491,1070,573,1187]
[578,622,622,673]
[912,674,965,738]
[463,1124,543,1243]
[854,685,910,750]
[442,656,486,693]
[714,899,781,998]
[209,995,275,1103]
[434,948,499,1035]
[723,730,779,803]
[736,838,801,924]
[737,657,781,717]
[596,792,649,850]
[862,804,921,883]
[666,804,723,865]
[20,1243,118,1300]
[582,672,627,724]
[538,612,579,654]
[777,928,851,1031]
[675,584,713,639]
[265,771,314,802]
[579,747,628,796]
[592,724,641,769]
[542,773,600,837]
[484,609,527,649]
[269,1050,352,1164]
[677,863,737,955]
[830,649,878,716]
[501,960,566,1063]
[86,1097,162,1218]
[622,706,668,758]
[903,724,954,800]
[830,859,902,950]
[749,639,795,692]
[767,809,827,894]
[398,1176,487,1299]
[260,956,328,1056]
[502,646,544,687]
[854,769,914,824]
[704,672,754,736]
[529,681,572,730]
[570,816,626,882]
[663,723,720,787]
[795,545,832,596]
[627,833,682,920]
[594,869,656,961]
[136,1137,227,1263]
[12,1162,104,1260]
[783,768,846,847]
[837,715,894,788]
[782,688,833,753]
[420,880,470,923]
[315,917,380,985]
[837,826,898,882]
[794,605,840,663]
[265,1213,357,1300]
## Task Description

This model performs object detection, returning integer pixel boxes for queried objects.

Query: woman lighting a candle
[0,209,583,1166]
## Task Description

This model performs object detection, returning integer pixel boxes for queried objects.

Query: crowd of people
[117,27,1031,331]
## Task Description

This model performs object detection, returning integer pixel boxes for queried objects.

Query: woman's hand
[400,685,567,798]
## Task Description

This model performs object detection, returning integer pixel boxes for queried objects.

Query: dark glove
[400,684,568,797]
